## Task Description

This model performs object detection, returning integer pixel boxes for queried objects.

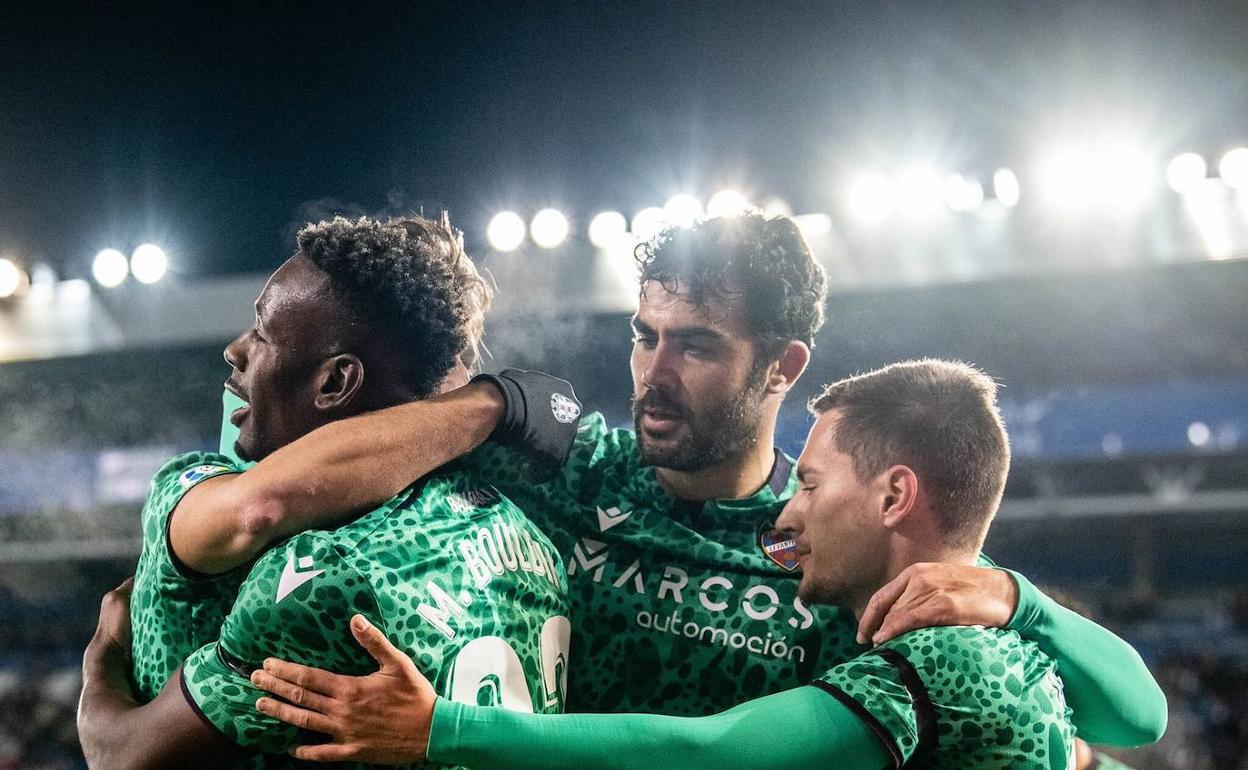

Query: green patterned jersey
[466,413,866,716]
[129,451,246,701]
[181,470,571,764]
[814,625,1076,770]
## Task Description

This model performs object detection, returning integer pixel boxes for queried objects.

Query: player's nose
[223,331,248,372]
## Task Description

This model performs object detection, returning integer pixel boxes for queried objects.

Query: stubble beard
[632,370,769,472]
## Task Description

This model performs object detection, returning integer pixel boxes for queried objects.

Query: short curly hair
[635,212,827,356]
[296,213,492,399]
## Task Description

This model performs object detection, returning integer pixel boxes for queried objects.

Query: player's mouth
[229,405,251,426]
[224,380,250,425]
[640,408,683,435]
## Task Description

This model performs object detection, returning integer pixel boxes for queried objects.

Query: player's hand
[251,614,436,765]
[857,563,1018,645]
[90,577,134,653]
[471,369,582,466]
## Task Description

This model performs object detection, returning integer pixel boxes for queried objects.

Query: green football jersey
[130,451,246,701]
[814,625,1077,770]
[466,412,866,716]
[181,470,571,764]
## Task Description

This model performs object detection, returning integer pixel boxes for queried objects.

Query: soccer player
[78,214,580,768]
[250,360,1085,769]
[246,212,1164,751]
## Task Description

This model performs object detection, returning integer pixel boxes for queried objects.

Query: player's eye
[633,334,658,349]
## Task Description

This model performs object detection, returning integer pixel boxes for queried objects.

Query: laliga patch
[550,392,581,424]
[758,525,801,572]
[179,464,234,489]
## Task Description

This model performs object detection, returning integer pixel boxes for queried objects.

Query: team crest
[550,392,581,424]
[758,524,801,572]
[179,464,233,489]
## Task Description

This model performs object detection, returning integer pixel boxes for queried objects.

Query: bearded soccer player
[77,215,580,768]
[254,360,1091,769]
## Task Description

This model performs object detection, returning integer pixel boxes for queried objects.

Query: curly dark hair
[296,213,492,399]
[634,212,827,356]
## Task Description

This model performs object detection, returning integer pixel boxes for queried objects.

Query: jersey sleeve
[811,648,931,769]
[180,532,384,753]
[428,686,890,770]
[1005,568,1167,745]
[142,451,243,579]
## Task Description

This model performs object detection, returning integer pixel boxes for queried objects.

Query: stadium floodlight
[486,211,527,252]
[1166,153,1207,194]
[944,173,985,213]
[993,168,1020,208]
[530,208,570,249]
[1187,421,1211,447]
[896,166,944,219]
[706,189,751,218]
[93,248,129,287]
[1037,142,1155,214]
[663,194,704,227]
[130,243,168,284]
[848,175,894,223]
[587,211,628,249]
[0,258,22,298]
[1218,147,1248,189]
[630,206,668,241]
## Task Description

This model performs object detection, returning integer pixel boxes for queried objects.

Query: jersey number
[446,615,571,712]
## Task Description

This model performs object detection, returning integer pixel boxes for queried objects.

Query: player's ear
[879,465,919,529]
[314,353,365,412]
[764,340,810,395]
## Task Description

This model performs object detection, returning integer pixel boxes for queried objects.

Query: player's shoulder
[877,625,1053,695]
[147,450,239,499]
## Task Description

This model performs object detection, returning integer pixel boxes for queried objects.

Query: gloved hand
[470,369,582,467]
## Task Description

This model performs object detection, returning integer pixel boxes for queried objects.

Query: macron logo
[276,553,324,604]
[596,506,632,533]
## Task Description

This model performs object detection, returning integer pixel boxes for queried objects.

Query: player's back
[181,468,571,767]
[816,625,1076,770]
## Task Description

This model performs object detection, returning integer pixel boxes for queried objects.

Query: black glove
[471,369,583,467]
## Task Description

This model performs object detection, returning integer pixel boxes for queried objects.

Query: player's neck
[852,547,980,619]
[655,435,778,502]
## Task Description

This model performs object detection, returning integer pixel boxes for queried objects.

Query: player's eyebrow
[630,317,727,344]
[796,464,818,483]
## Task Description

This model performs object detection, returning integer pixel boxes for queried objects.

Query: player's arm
[77,580,251,769]
[172,370,578,574]
[250,615,893,769]
[857,562,1167,746]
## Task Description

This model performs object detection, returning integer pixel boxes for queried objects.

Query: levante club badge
[758,524,800,572]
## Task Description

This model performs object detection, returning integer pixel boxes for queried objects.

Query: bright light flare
[848,175,894,222]
[1035,144,1155,214]
[762,199,793,218]
[896,167,945,218]
[706,189,751,218]
[486,211,526,252]
[1166,153,1207,194]
[587,211,628,249]
[630,207,669,241]
[944,173,985,212]
[1218,147,1248,189]
[93,248,129,287]
[993,168,1020,208]
[131,243,168,284]
[663,194,704,227]
[0,258,22,298]
[530,208,570,249]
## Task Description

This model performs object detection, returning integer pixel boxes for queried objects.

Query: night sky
[3,1,1246,278]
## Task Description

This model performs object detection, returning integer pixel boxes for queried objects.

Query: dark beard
[632,373,768,472]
